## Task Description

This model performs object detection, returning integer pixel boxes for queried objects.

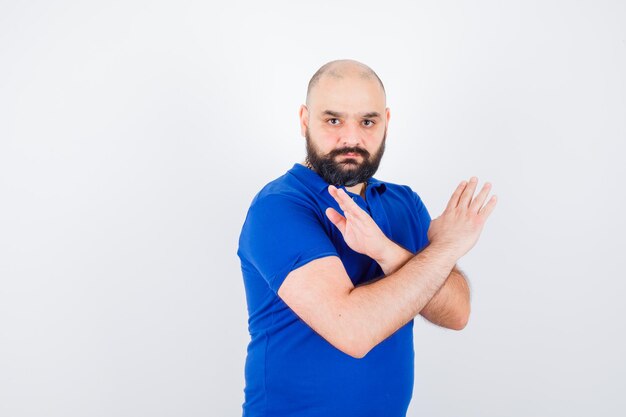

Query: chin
[338,159,361,166]
[340,164,359,171]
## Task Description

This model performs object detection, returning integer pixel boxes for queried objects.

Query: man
[237,59,497,417]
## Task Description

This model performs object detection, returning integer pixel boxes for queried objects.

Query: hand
[427,177,498,259]
[325,185,392,262]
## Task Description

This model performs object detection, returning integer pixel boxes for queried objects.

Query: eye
[363,120,375,127]
[327,118,340,125]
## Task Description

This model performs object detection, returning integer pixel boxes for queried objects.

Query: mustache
[329,147,370,158]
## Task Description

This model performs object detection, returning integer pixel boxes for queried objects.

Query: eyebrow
[322,110,381,119]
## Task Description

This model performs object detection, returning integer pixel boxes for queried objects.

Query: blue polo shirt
[237,162,431,417]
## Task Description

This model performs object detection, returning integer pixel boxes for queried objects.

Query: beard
[304,127,386,187]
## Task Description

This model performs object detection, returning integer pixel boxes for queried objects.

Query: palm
[427,178,497,258]
[325,185,387,258]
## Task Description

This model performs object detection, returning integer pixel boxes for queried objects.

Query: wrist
[374,238,411,275]
[425,240,461,266]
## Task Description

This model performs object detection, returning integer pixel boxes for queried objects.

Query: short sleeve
[412,191,432,247]
[237,193,339,293]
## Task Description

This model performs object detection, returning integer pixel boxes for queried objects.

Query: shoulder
[246,184,319,224]
[239,174,328,240]
[372,177,426,206]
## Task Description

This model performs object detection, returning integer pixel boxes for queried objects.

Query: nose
[340,121,362,147]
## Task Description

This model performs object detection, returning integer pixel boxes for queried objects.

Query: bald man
[237,59,497,417]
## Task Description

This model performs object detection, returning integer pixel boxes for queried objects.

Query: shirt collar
[288,163,387,195]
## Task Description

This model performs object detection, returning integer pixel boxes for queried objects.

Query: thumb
[325,207,346,235]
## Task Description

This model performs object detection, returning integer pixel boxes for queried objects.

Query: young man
[237,59,497,417]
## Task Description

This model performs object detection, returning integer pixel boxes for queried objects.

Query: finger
[469,182,492,213]
[459,176,478,208]
[328,185,349,213]
[325,207,346,234]
[329,185,365,219]
[478,195,498,219]
[446,180,468,211]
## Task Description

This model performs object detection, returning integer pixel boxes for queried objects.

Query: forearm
[420,269,470,330]
[376,240,470,328]
[340,242,457,358]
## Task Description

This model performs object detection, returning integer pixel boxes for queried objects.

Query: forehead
[309,75,385,115]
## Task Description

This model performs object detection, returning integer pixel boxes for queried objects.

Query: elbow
[343,348,367,359]
[331,329,372,359]
[348,341,373,359]
[450,304,470,331]
[450,316,468,331]
[328,294,383,359]
[308,326,370,359]
[335,337,370,359]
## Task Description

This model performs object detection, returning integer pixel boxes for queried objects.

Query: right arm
[278,241,457,359]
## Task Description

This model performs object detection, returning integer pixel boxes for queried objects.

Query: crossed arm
[276,179,492,358]
[373,241,470,330]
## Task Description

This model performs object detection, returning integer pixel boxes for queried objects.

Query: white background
[1,1,625,416]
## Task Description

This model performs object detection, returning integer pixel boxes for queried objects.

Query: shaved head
[305,59,386,107]
[300,59,389,188]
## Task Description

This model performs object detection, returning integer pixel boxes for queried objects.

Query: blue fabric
[237,163,432,417]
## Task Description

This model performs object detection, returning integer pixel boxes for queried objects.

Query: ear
[385,107,391,125]
[299,104,309,137]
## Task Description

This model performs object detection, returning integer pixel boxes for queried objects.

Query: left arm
[421,265,470,330]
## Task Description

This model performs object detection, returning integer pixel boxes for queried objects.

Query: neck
[345,182,366,198]
[300,160,367,199]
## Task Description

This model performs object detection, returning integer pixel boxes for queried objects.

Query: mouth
[338,157,360,167]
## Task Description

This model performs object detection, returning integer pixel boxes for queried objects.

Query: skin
[326,182,476,329]
[277,60,498,358]
[299,61,388,198]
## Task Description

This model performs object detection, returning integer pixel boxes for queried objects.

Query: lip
[341,153,360,157]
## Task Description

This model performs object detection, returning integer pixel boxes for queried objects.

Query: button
[352,197,356,201]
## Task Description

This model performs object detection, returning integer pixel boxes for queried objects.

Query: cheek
[314,131,339,147]
[317,124,337,139]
